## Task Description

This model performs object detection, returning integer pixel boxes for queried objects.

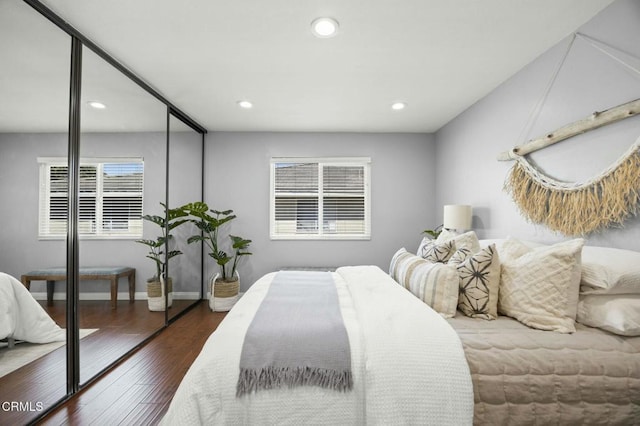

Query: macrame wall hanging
[498,32,640,236]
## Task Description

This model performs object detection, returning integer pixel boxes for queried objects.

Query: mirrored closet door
[78,46,168,385]
[167,115,204,321]
[1,0,206,422]
[0,1,71,424]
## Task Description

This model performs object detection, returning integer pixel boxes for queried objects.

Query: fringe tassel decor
[504,143,640,236]
[237,366,353,397]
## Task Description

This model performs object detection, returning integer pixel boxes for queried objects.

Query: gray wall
[0,133,67,285]
[205,132,436,290]
[0,131,202,297]
[434,0,640,251]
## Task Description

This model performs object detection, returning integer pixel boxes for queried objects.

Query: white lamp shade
[443,205,472,230]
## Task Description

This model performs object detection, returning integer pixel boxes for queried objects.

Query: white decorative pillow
[457,244,501,320]
[498,238,585,333]
[416,237,455,263]
[580,246,640,295]
[577,294,640,336]
[495,237,531,263]
[478,238,506,249]
[389,248,459,318]
[436,229,481,253]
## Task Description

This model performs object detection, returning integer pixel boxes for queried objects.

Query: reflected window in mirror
[38,157,144,239]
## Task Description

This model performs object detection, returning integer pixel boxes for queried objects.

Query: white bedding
[162,265,473,425]
[0,272,65,344]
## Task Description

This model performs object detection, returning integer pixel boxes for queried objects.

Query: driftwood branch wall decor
[504,139,640,235]
[500,33,640,235]
[497,98,640,161]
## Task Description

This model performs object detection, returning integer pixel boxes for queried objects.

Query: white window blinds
[270,157,371,240]
[38,158,144,239]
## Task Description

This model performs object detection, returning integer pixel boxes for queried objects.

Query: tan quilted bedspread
[448,314,640,425]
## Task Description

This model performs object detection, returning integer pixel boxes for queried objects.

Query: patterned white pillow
[389,248,459,318]
[416,237,455,263]
[436,229,481,253]
[498,238,584,333]
[448,247,472,265]
[456,244,501,320]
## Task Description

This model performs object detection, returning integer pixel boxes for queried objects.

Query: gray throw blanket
[237,271,353,396]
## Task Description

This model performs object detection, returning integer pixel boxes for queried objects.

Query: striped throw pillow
[389,248,459,318]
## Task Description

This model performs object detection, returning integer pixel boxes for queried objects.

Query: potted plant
[135,202,189,311]
[183,202,252,312]
[422,224,444,240]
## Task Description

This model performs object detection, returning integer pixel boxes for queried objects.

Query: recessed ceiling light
[391,102,407,110]
[87,101,106,109]
[311,17,339,38]
[237,100,253,109]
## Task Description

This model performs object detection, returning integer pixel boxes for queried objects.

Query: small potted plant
[135,202,189,311]
[422,224,443,240]
[183,202,252,312]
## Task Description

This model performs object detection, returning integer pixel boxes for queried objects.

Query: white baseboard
[30,291,202,301]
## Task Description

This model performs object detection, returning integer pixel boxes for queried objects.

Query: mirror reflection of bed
[0,272,65,387]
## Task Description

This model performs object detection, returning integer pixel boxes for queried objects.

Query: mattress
[447,314,640,425]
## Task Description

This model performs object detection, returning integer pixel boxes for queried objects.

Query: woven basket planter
[209,273,239,312]
[147,277,173,311]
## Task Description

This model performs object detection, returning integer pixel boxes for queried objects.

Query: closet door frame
[23,0,207,419]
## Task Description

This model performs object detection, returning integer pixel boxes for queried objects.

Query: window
[38,157,144,239]
[270,157,371,240]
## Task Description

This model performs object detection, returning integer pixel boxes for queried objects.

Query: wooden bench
[21,267,136,310]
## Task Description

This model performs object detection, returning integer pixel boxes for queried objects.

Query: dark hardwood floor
[0,299,220,426]
[37,301,225,425]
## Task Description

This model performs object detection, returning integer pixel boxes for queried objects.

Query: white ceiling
[2,0,616,133]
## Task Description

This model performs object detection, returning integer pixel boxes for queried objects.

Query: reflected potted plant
[183,202,252,312]
[135,202,189,311]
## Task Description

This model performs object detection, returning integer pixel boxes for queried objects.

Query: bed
[408,232,640,424]
[0,272,66,347]
[161,266,474,425]
[449,314,640,425]
[162,232,640,425]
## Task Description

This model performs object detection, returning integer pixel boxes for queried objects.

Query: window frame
[38,156,144,240]
[270,156,371,240]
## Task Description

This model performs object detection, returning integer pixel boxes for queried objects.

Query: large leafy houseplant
[182,202,251,312]
[135,202,189,310]
[183,202,252,282]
